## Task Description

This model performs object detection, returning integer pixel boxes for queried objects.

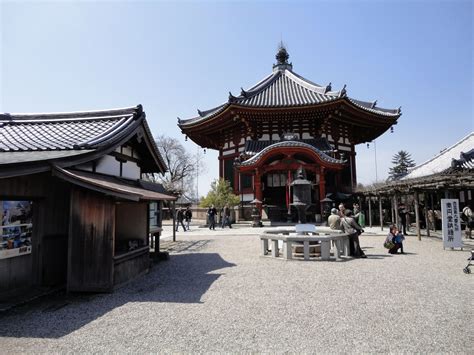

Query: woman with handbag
[385,225,405,254]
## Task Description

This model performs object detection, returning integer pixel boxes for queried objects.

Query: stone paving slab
[0,225,472,353]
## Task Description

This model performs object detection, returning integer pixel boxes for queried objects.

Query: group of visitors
[207,204,232,230]
[329,202,406,257]
[176,206,192,232]
[328,203,367,258]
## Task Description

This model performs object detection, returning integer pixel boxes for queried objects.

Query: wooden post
[379,194,384,231]
[368,195,373,228]
[424,192,430,237]
[172,200,176,242]
[394,195,399,228]
[255,169,263,213]
[414,190,421,241]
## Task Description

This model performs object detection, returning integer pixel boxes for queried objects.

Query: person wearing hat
[340,209,367,258]
[328,208,341,230]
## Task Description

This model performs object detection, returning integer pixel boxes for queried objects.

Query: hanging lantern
[204,148,206,154]
[185,135,188,141]
[390,126,394,133]
[367,143,370,149]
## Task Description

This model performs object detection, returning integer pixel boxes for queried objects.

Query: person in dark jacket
[176,208,186,232]
[221,204,232,228]
[398,203,408,235]
[340,209,367,258]
[207,205,217,230]
[184,206,192,231]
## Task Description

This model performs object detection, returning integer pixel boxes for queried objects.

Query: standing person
[338,203,346,217]
[353,203,360,219]
[207,204,217,230]
[427,209,436,231]
[221,204,232,228]
[340,209,367,258]
[385,225,405,254]
[398,203,408,235]
[184,206,192,231]
[176,208,186,232]
[434,207,442,230]
[462,206,473,239]
[328,208,341,230]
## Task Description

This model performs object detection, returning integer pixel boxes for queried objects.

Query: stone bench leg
[283,241,292,260]
[304,241,310,260]
[271,240,279,257]
[333,240,341,260]
[342,238,350,256]
[261,239,269,255]
[321,241,331,261]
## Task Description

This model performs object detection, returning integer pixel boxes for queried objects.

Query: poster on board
[441,199,463,249]
[0,201,33,259]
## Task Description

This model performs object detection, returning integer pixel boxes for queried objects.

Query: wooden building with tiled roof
[356,132,474,238]
[0,105,175,297]
[178,45,401,221]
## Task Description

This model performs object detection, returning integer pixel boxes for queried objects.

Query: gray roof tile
[0,107,140,152]
[180,67,400,125]
[244,138,333,156]
[239,140,345,167]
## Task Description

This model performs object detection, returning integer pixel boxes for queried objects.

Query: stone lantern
[250,198,263,227]
[290,167,312,224]
[320,196,334,225]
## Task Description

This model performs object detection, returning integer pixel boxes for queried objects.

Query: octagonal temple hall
[179,46,401,222]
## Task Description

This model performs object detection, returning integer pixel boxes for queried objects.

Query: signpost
[441,199,463,249]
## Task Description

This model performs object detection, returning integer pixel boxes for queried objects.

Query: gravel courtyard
[1,225,473,353]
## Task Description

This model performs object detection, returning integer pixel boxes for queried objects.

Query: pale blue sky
[1,0,472,196]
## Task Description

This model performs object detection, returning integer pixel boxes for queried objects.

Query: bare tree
[152,135,203,200]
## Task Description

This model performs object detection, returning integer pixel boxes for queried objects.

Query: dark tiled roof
[179,67,400,125]
[450,148,474,170]
[239,140,345,167]
[231,69,339,107]
[0,105,168,177]
[0,106,140,151]
[244,138,333,156]
[53,167,176,201]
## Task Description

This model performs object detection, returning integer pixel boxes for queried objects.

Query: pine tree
[199,178,240,210]
[388,150,415,180]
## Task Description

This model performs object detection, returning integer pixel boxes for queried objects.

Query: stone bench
[260,228,350,261]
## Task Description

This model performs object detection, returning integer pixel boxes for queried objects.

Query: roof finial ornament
[325,82,332,94]
[228,91,237,103]
[339,84,347,98]
[371,100,377,108]
[273,41,293,71]
[197,109,203,117]
[177,116,181,123]
[397,106,402,114]
[240,87,248,98]
[276,41,289,65]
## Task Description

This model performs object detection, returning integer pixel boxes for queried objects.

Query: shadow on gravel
[365,252,418,259]
[0,252,235,339]
[364,254,394,259]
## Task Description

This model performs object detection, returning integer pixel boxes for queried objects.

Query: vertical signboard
[441,199,462,249]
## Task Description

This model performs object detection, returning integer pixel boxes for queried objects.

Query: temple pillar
[255,169,263,212]
[350,152,357,191]
[218,153,224,179]
[319,167,326,214]
[233,161,239,194]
